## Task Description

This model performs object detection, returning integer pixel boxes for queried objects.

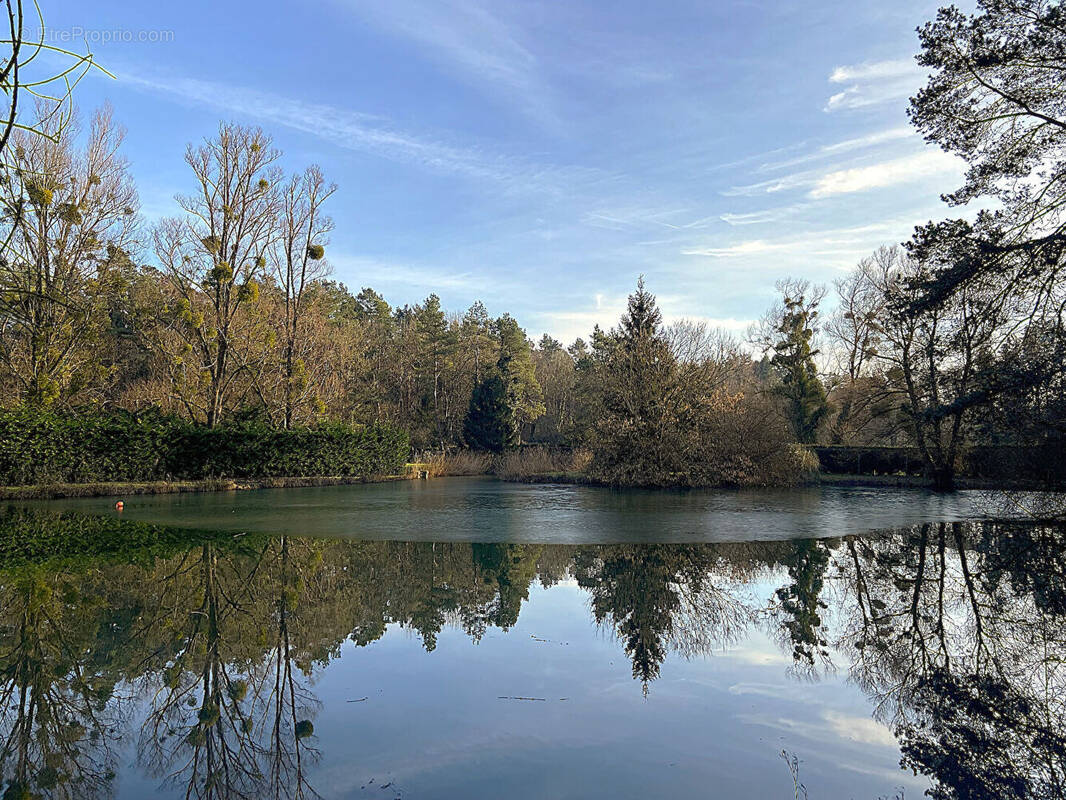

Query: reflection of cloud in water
[727,682,800,700]
[718,645,791,667]
[735,711,896,753]
[822,710,896,747]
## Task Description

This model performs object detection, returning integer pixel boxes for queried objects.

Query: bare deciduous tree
[270,166,335,428]
[153,123,281,426]
[0,105,137,405]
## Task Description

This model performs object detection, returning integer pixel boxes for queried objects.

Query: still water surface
[1,479,1062,799]
[38,477,992,541]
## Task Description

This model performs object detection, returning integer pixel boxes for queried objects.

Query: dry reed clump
[418,447,590,481]
[495,448,591,481]
[420,450,494,477]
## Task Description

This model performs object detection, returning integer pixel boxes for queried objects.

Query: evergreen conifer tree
[463,373,512,452]
[771,293,828,444]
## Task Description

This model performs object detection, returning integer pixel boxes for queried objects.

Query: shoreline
[4,471,1061,501]
[496,472,1061,492]
[0,474,412,501]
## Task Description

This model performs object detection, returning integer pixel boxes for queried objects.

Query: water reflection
[839,524,1066,799]
[0,507,1064,799]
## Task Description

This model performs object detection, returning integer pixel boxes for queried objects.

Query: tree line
[1,0,1064,489]
[0,105,815,486]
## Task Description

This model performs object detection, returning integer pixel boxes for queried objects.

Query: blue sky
[44,0,969,342]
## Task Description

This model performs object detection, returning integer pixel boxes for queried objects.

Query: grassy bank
[0,473,413,500]
[10,455,1058,499]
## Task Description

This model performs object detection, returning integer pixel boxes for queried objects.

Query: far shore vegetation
[0,0,1064,493]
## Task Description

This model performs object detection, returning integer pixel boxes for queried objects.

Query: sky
[40,0,972,343]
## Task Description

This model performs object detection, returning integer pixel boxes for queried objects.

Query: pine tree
[463,373,512,452]
[589,278,681,485]
[416,294,454,442]
[495,315,544,443]
[619,276,663,343]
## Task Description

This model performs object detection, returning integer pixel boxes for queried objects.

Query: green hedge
[814,443,1066,485]
[0,408,410,485]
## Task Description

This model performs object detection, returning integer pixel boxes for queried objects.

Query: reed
[495,447,591,481]
[421,450,494,477]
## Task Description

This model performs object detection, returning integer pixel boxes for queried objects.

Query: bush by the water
[582,283,813,488]
[0,408,410,485]
[589,388,815,488]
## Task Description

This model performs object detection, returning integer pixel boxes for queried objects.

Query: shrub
[0,408,409,485]
[687,392,814,488]
[588,389,809,488]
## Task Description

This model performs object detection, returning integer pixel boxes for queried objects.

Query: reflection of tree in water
[137,542,273,800]
[834,523,1066,800]
[573,545,756,691]
[773,539,831,671]
[259,536,323,800]
[135,535,333,800]
[471,544,542,632]
[3,508,1066,799]
[0,567,124,800]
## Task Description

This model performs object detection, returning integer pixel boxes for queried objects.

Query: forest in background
[1,0,1065,489]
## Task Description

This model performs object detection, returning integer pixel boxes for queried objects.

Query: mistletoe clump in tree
[753,279,828,445]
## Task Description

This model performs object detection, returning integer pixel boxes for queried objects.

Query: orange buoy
[115,501,124,511]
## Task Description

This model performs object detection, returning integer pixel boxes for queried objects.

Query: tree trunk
[930,463,955,491]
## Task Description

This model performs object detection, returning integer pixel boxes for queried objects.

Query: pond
[1,479,1063,799]
[35,477,995,542]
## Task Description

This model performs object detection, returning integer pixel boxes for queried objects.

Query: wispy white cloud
[343,0,555,125]
[821,126,914,154]
[119,71,599,194]
[709,142,810,173]
[722,171,817,198]
[720,206,800,226]
[825,58,922,112]
[829,59,914,84]
[682,220,919,261]
[759,126,915,172]
[725,146,961,202]
[809,149,962,198]
[583,207,715,232]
